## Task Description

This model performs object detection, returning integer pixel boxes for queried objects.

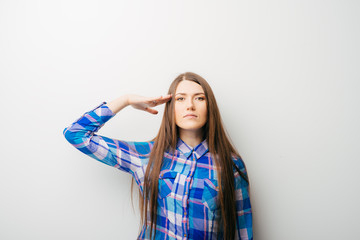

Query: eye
[176,97,184,101]
[196,96,205,101]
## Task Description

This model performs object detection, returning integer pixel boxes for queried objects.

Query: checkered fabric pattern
[63,102,253,240]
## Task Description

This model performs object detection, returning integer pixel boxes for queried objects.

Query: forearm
[63,100,150,173]
[105,95,130,114]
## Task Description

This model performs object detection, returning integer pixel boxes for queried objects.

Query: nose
[186,98,195,110]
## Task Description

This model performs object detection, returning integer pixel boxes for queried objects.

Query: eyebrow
[175,92,205,96]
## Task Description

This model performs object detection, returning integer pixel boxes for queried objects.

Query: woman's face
[174,80,208,135]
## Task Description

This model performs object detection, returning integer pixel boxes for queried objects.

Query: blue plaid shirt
[63,102,253,240]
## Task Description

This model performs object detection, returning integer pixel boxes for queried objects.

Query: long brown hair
[136,72,249,239]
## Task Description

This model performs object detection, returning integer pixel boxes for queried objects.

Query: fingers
[140,94,172,115]
[151,94,172,101]
[150,94,172,105]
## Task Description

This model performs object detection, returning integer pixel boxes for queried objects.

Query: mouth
[184,114,197,118]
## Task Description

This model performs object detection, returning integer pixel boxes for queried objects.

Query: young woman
[63,72,253,239]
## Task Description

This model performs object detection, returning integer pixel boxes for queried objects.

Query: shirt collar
[176,137,209,160]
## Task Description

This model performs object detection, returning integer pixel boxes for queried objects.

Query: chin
[178,124,205,131]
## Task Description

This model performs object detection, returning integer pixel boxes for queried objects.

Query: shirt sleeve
[234,157,253,240]
[62,101,152,176]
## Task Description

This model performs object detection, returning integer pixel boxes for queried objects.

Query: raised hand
[127,94,172,114]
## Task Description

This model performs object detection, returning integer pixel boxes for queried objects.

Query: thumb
[145,107,158,115]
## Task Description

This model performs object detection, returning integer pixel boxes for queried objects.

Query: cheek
[201,105,208,118]
[174,105,181,121]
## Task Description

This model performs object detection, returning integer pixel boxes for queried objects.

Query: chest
[158,152,220,209]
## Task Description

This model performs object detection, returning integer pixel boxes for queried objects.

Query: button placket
[182,152,195,240]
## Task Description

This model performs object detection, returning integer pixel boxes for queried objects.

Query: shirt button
[184,212,187,215]
[185,191,188,194]
[184,234,187,237]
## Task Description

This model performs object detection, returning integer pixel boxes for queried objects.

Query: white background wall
[1,0,359,239]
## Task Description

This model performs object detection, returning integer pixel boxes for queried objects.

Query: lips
[184,114,197,118]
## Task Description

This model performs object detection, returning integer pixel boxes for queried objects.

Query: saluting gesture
[63,72,253,240]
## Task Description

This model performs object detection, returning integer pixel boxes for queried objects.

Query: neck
[179,129,203,148]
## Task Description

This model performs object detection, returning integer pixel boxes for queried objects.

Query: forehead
[175,80,204,94]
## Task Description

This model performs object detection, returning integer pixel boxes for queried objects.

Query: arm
[105,94,129,114]
[62,94,172,175]
[234,157,253,240]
